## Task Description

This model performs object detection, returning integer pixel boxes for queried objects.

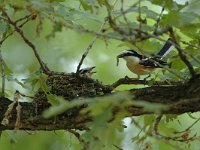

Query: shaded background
[0,0,200,149]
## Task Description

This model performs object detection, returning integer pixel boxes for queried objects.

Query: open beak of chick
[79,66,96,77]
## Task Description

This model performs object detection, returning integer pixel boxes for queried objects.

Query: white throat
[123,56,140,65]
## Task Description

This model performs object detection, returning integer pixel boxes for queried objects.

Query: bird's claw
[125,75,131,80]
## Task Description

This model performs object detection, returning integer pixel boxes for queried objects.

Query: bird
[117,39,173,79]
[79,66,96,77]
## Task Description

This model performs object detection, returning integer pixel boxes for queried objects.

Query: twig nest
[47,73,109,99]
[34,72,110,103]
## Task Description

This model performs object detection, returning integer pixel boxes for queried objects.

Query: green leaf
[132,135,140,142]
[43,96,71,118]
[79,0,93,12]
[170,58,185,70]
[187,112,197,120]
[143,115,156,127]
[82,105,124,150]
[186,0,200,14]
[133,100,169,114]
[0,59,13,76]
[161,11,198,28]
[0,21,8,34]
[47,0,65,2]
[7,76,30,90]
[140,6,159,20]
[46,23,63,39]
[165,114,178,122]
[47,94,62,106]
[23,71,51,92]
[97,0,105,6]
[150,0,188,11]
[44,96,90,118]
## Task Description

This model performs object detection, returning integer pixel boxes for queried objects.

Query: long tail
[156,38,173,60]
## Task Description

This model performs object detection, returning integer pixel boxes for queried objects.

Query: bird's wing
[139,58,167,68]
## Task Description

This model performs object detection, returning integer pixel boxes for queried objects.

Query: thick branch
[110,77,182,90]
[0,74,200,131]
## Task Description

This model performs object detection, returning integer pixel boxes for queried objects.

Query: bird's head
[117,50,143,66]
[79,66,96,77]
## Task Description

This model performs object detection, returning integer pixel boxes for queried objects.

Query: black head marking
[117,49,143,59]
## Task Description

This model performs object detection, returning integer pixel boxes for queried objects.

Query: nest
[33,72,110,109]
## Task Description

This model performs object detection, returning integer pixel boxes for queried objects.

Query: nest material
[34,73,110,104]
[47,73,109,99]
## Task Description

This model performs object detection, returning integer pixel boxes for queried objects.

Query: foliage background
[0,0,200,150]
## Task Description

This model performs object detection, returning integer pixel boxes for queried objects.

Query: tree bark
[0,74,200,131]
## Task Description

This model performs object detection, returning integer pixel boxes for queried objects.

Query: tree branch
[153,115,197,142]
[154,6,165,34]
[0,74,200,131]
[0,50,5,97]
[1,10,50,74]
[169,28,197,78]
[76,19,107,74]
[110,76,182,90]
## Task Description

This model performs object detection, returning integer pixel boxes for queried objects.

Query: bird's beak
[89,66,95,71]
[89,66,96,74]
[88,66,96,74]
[117,53,125,58]
[116,53,125,66]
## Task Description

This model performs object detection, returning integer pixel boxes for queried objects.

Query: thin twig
[113,145,123,150]
[105,0,132,36]
[132,118,184,150]
[120,0,129,28]
[184,117,200,132]
[153,115,197,142]
[19,93,34,99]
[0,49,5,97]
[1,10,50,74]
[181,41,200,65]
[76,18,107,74]
[176,117,200,133]
[153,115,163,136]
[67,129,88,150]
[0,13,32,46]
[154,6,165,34]
[138,0,142,30]
[1,90,20,126]
[168,29,196,78]
[115,1,141,19]
[181,40,200,49]
[0,14,33,98]
[14,14,32,24]
[44,10,169,44]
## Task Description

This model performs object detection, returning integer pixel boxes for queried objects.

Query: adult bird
[117,39,173,79]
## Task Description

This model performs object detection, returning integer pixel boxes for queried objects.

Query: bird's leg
[137,75,140,80]
[124,75,140,80]
[144,74,151,84]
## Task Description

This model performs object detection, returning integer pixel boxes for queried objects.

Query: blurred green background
[0,0,200,149]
